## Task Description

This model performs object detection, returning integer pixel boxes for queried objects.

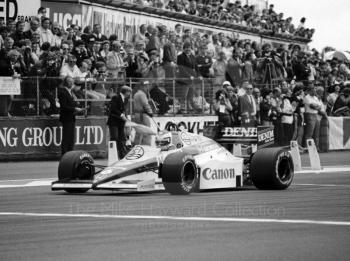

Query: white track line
[0,212,349,227]
[0,179,54,188]
[294,184,350,188]
[295,166,350,174]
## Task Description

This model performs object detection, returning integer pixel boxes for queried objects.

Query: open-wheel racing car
[51,124,294,195]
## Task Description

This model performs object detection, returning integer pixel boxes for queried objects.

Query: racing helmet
[155,131,172,147]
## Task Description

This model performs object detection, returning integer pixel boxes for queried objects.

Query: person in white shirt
[60,54,82,79]
[303,86,323,150]
[281,91,295,146]
[37,17,54,46]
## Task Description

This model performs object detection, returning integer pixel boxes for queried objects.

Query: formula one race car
[52,125,294,195]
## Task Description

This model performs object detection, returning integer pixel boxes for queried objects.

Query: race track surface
[0,151,349,261]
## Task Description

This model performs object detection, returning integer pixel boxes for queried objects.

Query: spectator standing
[280,91,294,146]
[51,23,63,47]
[58,76,84,156]
[81,26,93,43]
[133,81,154,145]
[260,88,273,126]
[332,87,350,116]
[89,24,107,42]
[71,40,89,66]
[0,37,14,60]
[107,85,132,159]
[196,45,213,78]
[270,87,283,145]
[238,83,256,126]
[253,87,262,124]
[60,54,82,79]
[290,84,305,147]
[226,85,239,126]
[133,24,147,44]
[10,21,26,47]
[37,7,47,20]
[214,89,233,127]
[100,40,110,60]
[6,19,16,35]
[37,17,54,46]
[213,51,227,93]
[106,41,125,79]
[174,24,182,38]
[326,84,340,114]
[125,48,139,78]
[243,52,255,82]
[162,31,177,78]
[226,48,244,87]
[177,42,198,109]
[303,86,323,150]
[0,49,26,116]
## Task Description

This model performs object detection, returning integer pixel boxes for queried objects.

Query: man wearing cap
[107,86,132,159]
[133,81,153,145]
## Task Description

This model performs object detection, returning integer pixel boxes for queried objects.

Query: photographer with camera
[214,89,233,127]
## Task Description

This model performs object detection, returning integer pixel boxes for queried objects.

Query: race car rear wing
[203,126,274,149]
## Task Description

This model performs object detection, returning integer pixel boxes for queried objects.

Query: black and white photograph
[0,0,349,260]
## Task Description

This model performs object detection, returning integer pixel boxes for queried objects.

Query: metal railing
[2,76,223,117]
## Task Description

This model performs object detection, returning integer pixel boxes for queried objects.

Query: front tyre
[161,152,198,195]
[58,151,95,193]
[250,147,294,190]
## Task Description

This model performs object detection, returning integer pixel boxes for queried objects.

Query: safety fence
[0,76,282,118]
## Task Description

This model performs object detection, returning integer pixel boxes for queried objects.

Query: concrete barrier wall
[0,115,218,161]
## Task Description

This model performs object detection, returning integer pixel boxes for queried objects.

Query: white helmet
[155,131,172,147]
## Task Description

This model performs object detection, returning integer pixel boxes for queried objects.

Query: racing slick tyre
[250,147,294,190]
[58,151,95,193]
[161,152,198,195]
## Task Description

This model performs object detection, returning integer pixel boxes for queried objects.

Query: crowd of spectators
[133,0,314,39]
[0,6,349,150]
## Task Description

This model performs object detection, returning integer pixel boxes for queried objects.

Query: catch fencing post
[36,76,40,116]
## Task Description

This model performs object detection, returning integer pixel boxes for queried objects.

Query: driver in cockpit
[155,131,176,151]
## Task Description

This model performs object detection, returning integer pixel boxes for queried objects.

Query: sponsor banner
[42,1,83,29]
[0,77,21,95]
[216,126,274,146]
[150,116,218,134]
[0,0,40,25]
[328,117,350,150]
[0,117,107,159]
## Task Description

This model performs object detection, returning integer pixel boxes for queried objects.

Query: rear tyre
[161,152,198,195]
[250,147,294,190]
[58,151,95,193]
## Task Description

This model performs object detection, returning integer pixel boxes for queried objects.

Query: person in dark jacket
[177,42,199,110]
[58,76,84,156]
[332,87,350,116]
[260,88,273,126]
[10,21,26,47]
[107,85,132,159]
